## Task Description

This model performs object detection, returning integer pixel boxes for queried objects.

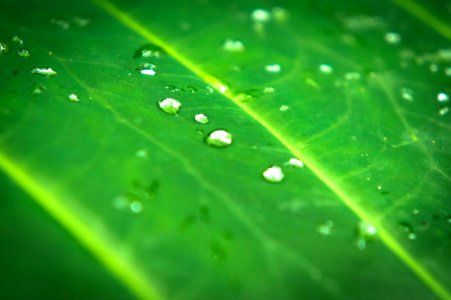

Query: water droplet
[133,44,165,58]
[384,32,401,44]
[158,98,181,115]
[344,72,361,80]
[68,93,79,102]
[194,113,209,124]
[377,185,382,190]
[166,85,180,92]
[32,84,46,96]
[235,92,254,102]
[73,16,90,27]
[51,18,70,29]
[136,149,148,158]
[137,63,157,76]
[186,86,198,93]
[206,130,233,148]
[399,221,416,240]
[319,64,333,74]
[279,105,290,112]
[113,196,128,210]
[206,86,215,94]
[210,241,227,263]
[430,64,438,73]
[439,107,449,116]
[10,35,23,45]
[17,48,30,58]
[31,67,57,77]
[222,39,245,52]
[271,7,289,22]
[401,87,414,101]
[251,8,271,22]
[265,63,282,73]
[317,220,334,236]
[445,67,451,77]
[355,221,377,250]
[285,158,304,168]
[0,42,10,55]
[262,165,285,183]
[130,201,143,213]
[263,86,275,94]
[437,92,449,102]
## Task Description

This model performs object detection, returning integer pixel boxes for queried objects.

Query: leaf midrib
[92,0,451,299]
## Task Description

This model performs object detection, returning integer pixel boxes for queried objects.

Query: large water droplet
[0,42,10,55]
[158,98,181,115]
[194,113,209,124]
[133,44,165,58]
[265,63,282,73]
[206,130,233,148]
[222,39,245,52]
[262,165,285,183]
[437,92,449,102]
[31,67,57,77]
[384,32,401,44]
[355,221,377,250]
[251,8,271,22]
[17,48,30,58]
[68,93,79,102]
[137,63,157,76]
[317,220,334,236]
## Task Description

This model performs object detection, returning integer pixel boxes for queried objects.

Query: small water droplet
[262,165,284,183]
[31,67,57,77]
[136,149,148,158]
[319,64,333,74]
[206,86,215,94]
[206,130,233,148]
[235,92,254,102]
[166,85,180,92]
[345,72,361,80]
[73,16,90,27]
[445,67,451,77]
[210,241,227,263]
[355,221,377,250]
[279,105,290,112]
[401,87,414,101]
[133,44,165,58]
[51,18,70,29]
[251,8,271,23]
[271,7,289,22]
[437,92,449,102]
[32,84,46,96]
[430,64,438,73]
[384,32,401,44]
[158,98,181,115]
[17,48,30,58]
[186,85,198,93]
[317,220,334,236]
[399,221,416,240]
[194,113,209,124]
[263,86,275,94]
[0,42,10,55]
[68,93,79,102]
[10,35,23,45]
[285,158,304,168]
[137,63,157,76]
[438,107,449,116]
[222,39,245,52]
[265,63,281,73]
[130,201,143,213]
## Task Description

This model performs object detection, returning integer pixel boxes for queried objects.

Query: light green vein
[391,0,451,40]
[0,153,161,300]
[93,1,451,299]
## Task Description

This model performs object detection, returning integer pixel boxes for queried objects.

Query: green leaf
[1,0,450,299]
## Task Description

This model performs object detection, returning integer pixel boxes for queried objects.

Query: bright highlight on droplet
[355,221,377,250]
[68,94,79,102]
[286,158,304,168]
[159,98,181,115]
[279,105,290,112]
[437,92,449,102]
[319,64,333,74]
[384,32,401,44]
[251,8,271,22]
[401,87,414,101]
[0,42,9,55]
[17,48,30,58]
[271,7,289,22]
[222,39,245,52]
[262,165,285,183]
[31,67,57,77]
[137,63,157,76]
[194,113,209,124]
[206,130,233,148]
[265,64,281,73]
[439,107,449,116]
